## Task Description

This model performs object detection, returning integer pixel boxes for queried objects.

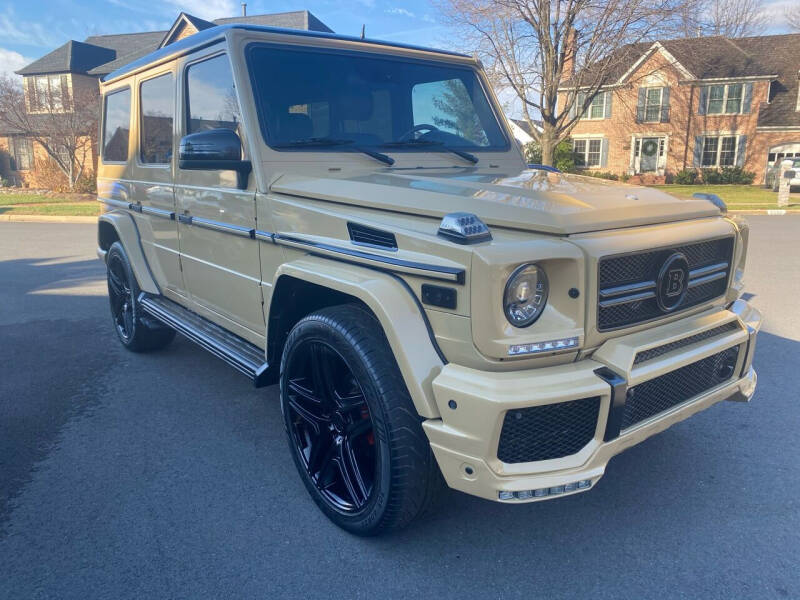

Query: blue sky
[0,0,451,77]
[1,0,795,86]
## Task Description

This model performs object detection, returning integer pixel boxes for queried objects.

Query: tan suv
[96,24,761,535]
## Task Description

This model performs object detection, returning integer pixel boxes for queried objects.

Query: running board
[138,293,269,387]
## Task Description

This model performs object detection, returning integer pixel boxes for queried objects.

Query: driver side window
[411,78,490,146]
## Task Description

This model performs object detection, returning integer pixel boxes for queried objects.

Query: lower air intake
[497,397,601,464]
[622,345,740,431]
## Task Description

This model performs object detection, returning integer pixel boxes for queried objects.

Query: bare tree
[438,0,690,165]
[786,7,800,32]
[679,0,767,38]
[0,74,98,190]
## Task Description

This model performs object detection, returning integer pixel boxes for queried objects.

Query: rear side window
[140,74,174,164]
[103,88,131,162]
[186,54,242,135]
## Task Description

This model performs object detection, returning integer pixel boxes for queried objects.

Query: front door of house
[639,137,660,172]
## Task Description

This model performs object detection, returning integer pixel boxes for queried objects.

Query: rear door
[175,51,264,344]
[129,68,184,299]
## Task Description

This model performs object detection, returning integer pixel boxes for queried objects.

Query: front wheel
[279,304,443,535]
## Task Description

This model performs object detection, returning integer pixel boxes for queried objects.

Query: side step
[138,293,270,387]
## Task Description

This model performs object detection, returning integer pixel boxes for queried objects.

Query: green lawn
[650,184,800,210]
[0,202,100,216]
[0,193,85,206]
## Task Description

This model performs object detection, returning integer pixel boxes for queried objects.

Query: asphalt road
[1,218,799,599]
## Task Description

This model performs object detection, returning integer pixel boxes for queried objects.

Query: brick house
[0,9,332,187]
[559,34,800,184]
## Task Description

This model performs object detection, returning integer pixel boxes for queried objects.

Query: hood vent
[347,222,398,250]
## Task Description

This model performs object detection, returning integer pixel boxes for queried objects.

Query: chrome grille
[597,237,734,331]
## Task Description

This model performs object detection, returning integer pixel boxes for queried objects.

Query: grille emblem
[656,252,689,311]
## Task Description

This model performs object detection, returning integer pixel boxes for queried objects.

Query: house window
[573,138,602,167]
[577,92,606,120]
[644,87,663,122]
[706,84,744,114]
[701,135,740,167]
[26,75,71,112]
[10,137,33,171]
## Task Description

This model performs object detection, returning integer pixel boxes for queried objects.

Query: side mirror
[784,170,796,179]
[179,128,252,190]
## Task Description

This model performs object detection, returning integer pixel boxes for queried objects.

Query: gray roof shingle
[15,40,116,75]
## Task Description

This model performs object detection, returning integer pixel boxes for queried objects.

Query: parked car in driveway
[95,23,761,535]
[766,157,800,190]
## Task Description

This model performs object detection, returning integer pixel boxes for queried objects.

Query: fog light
[517,489,534,500]
[508,336,579,356]
[498,479,593,500]
[498,490,515,500]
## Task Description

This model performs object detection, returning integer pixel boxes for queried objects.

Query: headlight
[503,263,549,327]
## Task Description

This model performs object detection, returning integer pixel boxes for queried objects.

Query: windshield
[246,45,509,153]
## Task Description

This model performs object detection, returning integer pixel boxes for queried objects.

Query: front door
[175,51,264,344]
[639,137,660,173]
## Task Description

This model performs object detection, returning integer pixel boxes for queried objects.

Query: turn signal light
[498,479,592,501]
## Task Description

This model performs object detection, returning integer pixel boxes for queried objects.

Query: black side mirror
[179,128,252,190]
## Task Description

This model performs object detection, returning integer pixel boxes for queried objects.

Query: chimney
[561,27,578,82]
[241,2,247,16]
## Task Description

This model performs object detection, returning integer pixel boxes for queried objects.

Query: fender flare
[98,211,160,294]
[271,256,445,419]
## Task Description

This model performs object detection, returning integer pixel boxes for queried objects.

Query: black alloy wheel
[107,250,135,342]
[279,304,444,535]
[284,340,376,512]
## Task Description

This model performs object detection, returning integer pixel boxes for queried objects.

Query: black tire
[279,304,444,535]
[106,241,175,352]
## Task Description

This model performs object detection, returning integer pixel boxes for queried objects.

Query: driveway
[1,218,798,599]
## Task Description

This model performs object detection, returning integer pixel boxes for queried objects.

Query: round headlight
[503,263,549,328]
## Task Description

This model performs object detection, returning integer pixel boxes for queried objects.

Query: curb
[728,209,798,215]
[0,214,99,223]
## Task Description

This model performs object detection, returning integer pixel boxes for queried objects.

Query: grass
[650,184,800,210]
[0,193,83,206]
[0,202,100,216]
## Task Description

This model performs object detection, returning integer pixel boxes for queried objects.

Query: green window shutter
[742,83,753,114]
[693,136,703,167]
[698,86,708,115]
[604,91,612,119]
[636,88,646,122]
[736,135,747,167]
[600,138,609,167]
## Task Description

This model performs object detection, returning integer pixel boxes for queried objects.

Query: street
[1,218,798,599]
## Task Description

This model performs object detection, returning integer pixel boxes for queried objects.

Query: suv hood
[270,168,721,235]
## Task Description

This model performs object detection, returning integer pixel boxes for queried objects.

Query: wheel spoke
[346,418,372,440]
[309,343,338,404]
[309,436,337,481]
[338,438,368,508]
[122,303,134,337]
[107,265,125,297]
[288,397,327,432]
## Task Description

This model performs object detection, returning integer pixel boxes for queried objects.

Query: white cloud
[385,7,416,18]
[162,0,239,21]
[0,48,31,79]
[0,11,57,47]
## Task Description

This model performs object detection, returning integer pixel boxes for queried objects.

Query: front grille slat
[622,345,740,430]
[597,237,734,331]
[497,397,600,464]
[633,322,741,365]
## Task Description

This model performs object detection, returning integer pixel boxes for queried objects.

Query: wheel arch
[266,257,444,419]
[97,212,160,294]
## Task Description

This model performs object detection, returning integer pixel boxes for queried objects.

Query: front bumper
[423,299,761,502]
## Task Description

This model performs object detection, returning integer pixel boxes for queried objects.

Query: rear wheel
[106,241,175,352]
[279,304,443,535]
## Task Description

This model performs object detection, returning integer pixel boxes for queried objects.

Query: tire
[106,241,175,352]
[279,304,444,535]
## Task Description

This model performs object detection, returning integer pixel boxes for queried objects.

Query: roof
[103,24,471,83]
[510,118,543,136]
[659,36,771,79]
[16,40,116,75]
[17,10,333,78]
[215,10,333,33]
[735,33,800,129]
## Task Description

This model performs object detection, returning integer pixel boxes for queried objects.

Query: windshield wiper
[273,138,394,166]
[381,140,479,165]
